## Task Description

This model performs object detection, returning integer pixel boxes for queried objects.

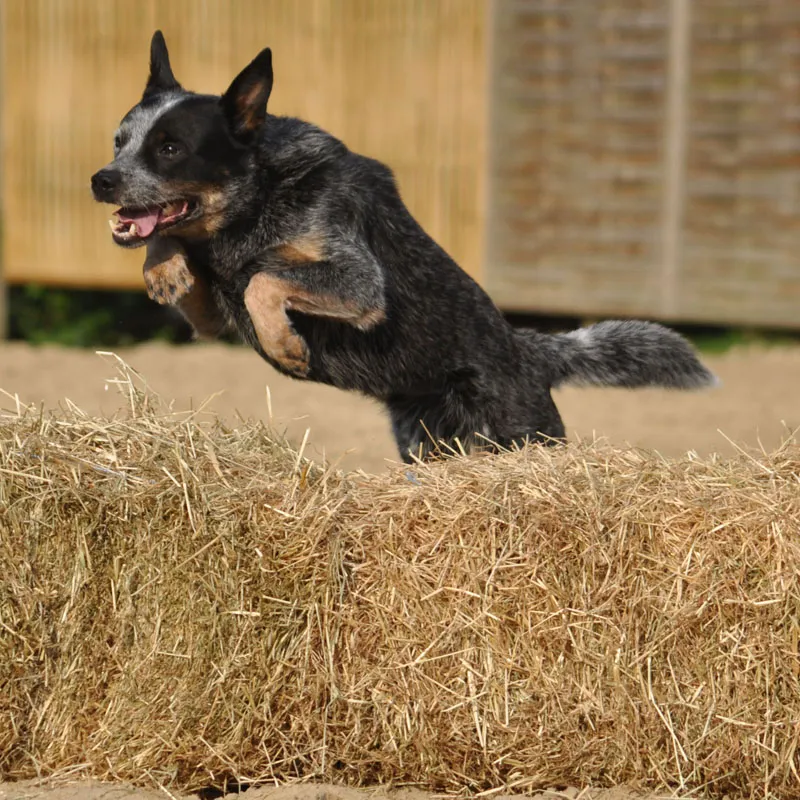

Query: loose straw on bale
[1,355,799,799]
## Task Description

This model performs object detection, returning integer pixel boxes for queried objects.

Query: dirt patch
[1,340,796,472]
[0,782,676,800]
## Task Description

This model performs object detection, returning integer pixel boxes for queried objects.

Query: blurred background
[0,0,798,470]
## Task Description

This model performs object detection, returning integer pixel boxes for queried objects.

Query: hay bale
[1,356,799,798]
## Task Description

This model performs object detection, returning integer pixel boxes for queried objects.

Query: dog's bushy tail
[530,320,718,390]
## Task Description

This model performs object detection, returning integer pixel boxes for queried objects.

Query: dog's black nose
[91,168,121,201]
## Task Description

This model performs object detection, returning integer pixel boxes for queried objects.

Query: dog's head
[91,31,273,248]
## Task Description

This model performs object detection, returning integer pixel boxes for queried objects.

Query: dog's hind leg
[387,400,430,463]
[387,385,490,463]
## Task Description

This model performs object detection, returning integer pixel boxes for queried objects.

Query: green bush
[8,284,191,347]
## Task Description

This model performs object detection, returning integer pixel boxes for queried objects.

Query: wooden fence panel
[680,0,800,327]
[486,0,671,319]
[487,0,800,329]
[1,0,487,289]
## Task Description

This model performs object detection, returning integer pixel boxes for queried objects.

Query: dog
[91,31,717,463]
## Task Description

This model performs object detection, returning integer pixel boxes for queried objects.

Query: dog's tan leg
[243,273,311,377]
[143,237,194,304]
[243,268,390,377]
[255,233,387,331]
[143,238,228,338]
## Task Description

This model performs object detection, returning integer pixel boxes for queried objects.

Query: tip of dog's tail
[545,320,719,391]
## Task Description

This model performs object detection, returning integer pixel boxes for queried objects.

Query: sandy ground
[0,340,797,473]
[0,781,678,800]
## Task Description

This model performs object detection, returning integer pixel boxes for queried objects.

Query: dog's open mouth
[110,200,196,246]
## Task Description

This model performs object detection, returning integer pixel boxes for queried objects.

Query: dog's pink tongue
[116,208,160,238]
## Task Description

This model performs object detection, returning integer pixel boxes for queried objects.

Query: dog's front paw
[143,253,195,305]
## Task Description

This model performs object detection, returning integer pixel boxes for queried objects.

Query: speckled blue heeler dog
[90,31,717,463]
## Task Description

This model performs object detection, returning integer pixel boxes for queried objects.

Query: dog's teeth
[108,219,116,231]
[129,223,137,235]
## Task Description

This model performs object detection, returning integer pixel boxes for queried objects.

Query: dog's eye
[113,134,122,152]
[159,142,181,158]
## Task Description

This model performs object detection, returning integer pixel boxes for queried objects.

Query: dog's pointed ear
[144,30,181,98]
[220,48,273,141]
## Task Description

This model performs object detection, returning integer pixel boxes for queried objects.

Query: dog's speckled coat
[91,32,716,462]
